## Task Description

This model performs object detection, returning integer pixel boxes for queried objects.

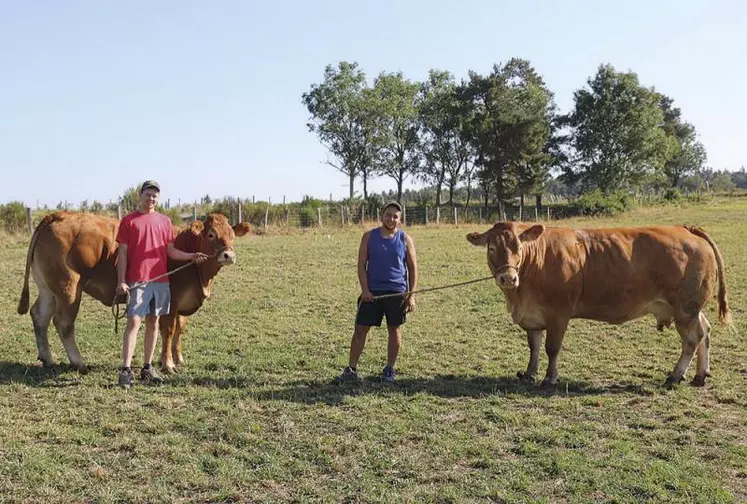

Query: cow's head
[190,214,251,266]
[466,222,544,289]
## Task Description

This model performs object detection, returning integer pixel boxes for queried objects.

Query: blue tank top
[367,228,408,292]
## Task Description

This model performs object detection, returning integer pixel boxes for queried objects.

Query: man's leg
[143,315,159,366]
[119,315,141,388]
[139,314,164,384]
[386,325,402,368]
[382,295,406,381]
[348,324,372,369]
[122,316,142,369]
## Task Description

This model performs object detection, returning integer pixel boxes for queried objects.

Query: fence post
[26,207,33,233]
[317,207,322,227]
[229,207,235,226]
[519,205,523,221]
[453,207,458,226]
[436,206,440,224]
[478,207,482,222]
[425,206,429,225]
[117,204,122,220]
[547,207,551,221]
[193,206,197,221]
[534,206,539,221]
[264,206,269,228]
[360,205,365,225]
[238,200,243,223]
[285,207,290,225]
[403,203,407,226]
[340,206,344,227]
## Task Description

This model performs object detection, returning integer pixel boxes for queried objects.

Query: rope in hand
[111,247,227,334]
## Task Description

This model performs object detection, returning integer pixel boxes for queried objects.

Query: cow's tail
[17,214,56,314]
[687,226,732,325]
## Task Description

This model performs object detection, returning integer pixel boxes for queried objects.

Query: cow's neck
[196,260,222,299]
[504,241,545,306]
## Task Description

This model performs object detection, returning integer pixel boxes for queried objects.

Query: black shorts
[355,290,407,327]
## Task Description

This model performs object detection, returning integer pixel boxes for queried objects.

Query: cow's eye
[207,231,217,240]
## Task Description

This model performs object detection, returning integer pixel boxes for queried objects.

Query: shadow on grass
[0,361,86,387]
[167,373,658,405]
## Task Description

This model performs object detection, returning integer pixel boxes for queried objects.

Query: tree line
[302,59,710,215]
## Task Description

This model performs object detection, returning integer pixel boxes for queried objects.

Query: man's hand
[116,283,129,296]
[361,289,374,303]
[192,252,210,264]
[404,294,416,313]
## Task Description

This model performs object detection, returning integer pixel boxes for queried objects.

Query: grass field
[1,198,746,503]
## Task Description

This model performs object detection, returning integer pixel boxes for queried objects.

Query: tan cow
[17,211,250,374]
[466,222,731,387]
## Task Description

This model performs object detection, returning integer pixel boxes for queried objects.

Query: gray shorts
[126,282,171,318]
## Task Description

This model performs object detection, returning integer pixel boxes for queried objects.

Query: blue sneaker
[382,365,396,382]
[336,366,359,382]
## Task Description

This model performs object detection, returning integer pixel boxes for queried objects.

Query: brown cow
[466,222,731,388]
[17,211,250,374]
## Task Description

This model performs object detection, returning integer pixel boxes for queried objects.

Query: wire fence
[207,203,556,229]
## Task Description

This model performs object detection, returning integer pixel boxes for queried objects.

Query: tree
[459,59,552,218]
[711,171,736,193]
[497,59,555,216]
[370,71,422,202]
[459,70,516,218]
[658,95,707,187]
[418,69,474,208]
[302,61,375,199]
[418,70,453,207]
[567,64,676,193]
[120,185,140,212]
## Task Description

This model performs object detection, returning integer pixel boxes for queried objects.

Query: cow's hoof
[540,378,559,389]
[516,371,536,383]
[38,357,56,368]
[664,375,684,389]
[690,375,707,387]
[174,355,186,366]
[160,364,178,375]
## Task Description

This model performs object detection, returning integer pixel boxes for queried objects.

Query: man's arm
[358,231,373,302]
[404,233,418,312]
[167,242,209,263]
[116,244,128,294]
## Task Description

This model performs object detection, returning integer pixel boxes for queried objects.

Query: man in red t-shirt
[115,180,208,389]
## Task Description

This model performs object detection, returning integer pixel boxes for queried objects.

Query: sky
[1,0,745,208]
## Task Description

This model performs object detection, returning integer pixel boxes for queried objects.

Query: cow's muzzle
[494,264,519,289]
[217,248,237,265]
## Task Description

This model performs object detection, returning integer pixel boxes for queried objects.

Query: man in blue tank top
[337,201,418,382]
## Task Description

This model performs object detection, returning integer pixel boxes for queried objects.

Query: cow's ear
[519,224,544,243]
[233,222,251,237]
[466,232,488,246]
[190,220,204,236]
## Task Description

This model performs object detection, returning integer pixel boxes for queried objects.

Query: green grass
[1,198,746,503]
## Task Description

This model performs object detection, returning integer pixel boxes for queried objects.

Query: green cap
[140,180,161,193]
[381,200,403,213]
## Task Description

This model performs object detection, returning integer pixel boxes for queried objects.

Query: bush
[567,190,631,217]
[663,188,682,202]
[0,201,28,233]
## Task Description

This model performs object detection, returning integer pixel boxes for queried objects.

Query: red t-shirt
[116,211,175,284]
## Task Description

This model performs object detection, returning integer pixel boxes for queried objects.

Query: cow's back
[33,212,121,304]
[569,226,718,323]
